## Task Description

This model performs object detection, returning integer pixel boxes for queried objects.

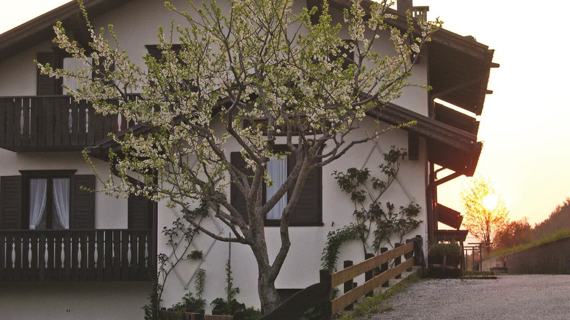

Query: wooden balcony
[0,229,153,281]
[0,96,131,152]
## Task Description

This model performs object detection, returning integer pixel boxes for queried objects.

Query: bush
[211,298,261,320]
[428,242,462,278]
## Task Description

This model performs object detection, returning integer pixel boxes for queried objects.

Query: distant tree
[532,198,570,239]
[493,218,531,249]
[461,177,508,247]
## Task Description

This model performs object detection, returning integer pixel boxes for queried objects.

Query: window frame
[20,170,76,230]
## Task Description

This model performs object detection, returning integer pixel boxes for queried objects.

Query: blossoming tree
[41,0,437,313]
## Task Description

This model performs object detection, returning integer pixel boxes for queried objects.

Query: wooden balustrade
[0,229,152,281]
[0,96,133,152]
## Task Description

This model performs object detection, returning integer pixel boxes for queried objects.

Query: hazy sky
[1,1,568,225]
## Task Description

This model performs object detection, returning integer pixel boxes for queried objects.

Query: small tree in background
[40,0,438,313]
[493,218,532,249]
[462,177,508,248]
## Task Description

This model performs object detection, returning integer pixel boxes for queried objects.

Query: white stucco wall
[0,282,149,320]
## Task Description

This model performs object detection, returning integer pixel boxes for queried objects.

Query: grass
[336,272,422,320]
[488,228,570,258]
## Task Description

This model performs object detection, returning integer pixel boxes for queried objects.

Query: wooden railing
[412,6,429,20]
[0,96,132,152]
[261,236,424,319]
[0,229,152,281]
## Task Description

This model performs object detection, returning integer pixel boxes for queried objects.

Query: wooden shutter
[230,152,251,218]
[408,133,420,161]
[128,195,153,229]
[0,176,23,229]
[36,52,63,95]
[71,175,95,229]
[287,155,322,225]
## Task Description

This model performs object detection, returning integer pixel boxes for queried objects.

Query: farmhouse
[0,0,494,318]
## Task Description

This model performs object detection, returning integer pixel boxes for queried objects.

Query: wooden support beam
[434,171,462,186]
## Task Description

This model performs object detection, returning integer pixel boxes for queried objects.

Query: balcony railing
[0,96,132,152]
[0,229,152,281]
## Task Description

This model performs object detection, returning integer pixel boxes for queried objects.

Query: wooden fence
[0,229,152,281]
[262,236,424,319]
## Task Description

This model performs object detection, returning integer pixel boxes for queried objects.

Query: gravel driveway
[371,275,570,320]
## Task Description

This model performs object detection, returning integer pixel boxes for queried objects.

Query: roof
[0,0,129,60]
[0,0,492,63]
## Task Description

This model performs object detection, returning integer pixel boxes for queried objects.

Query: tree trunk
[258,271,281,315]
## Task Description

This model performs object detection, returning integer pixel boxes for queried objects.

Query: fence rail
[0,229,152,281]
[262,236,423,319]
[0,96,132,152]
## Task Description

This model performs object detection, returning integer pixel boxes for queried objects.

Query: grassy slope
[489,228,570,258]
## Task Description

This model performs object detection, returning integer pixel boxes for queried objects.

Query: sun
[482,194,499,211]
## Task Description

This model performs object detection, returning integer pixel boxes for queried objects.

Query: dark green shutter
[0,176,23,229]
[36,52,63,95]
[408,133,420,161]
[128,195,153,229]
[71,175,95,229]
[287,154,322,225]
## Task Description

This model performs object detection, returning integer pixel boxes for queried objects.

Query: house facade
[0,0,495,319]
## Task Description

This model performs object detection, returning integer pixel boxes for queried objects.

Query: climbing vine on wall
[144,203,209,320]
[321,147,422,271]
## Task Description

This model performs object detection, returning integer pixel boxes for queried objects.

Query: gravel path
[369,275,570,320]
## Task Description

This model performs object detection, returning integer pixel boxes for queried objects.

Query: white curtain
[52,178,70,229]
[29,179,47,230]
[266,157,288,220]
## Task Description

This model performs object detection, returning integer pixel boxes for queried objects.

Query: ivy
[321,147,422,271]
[321,223,367,272]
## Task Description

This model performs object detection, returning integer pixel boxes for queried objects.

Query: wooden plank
[71,101,79,147]
[96,230,104,280]
[46,98,55,147]
[87,231,95,280]
[104,230,113,280]
[331,259,415,314]
[86,106,95,145]
[121,230,129,280]
[80,232,88,280]
[137,232,147,279]
[331,242,413,287]
[113,230,121,280]
[0,233,5,272]
[6,99,15,149]
[64,231,71,280]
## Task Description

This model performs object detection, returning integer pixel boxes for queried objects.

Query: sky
[1,0,569,225]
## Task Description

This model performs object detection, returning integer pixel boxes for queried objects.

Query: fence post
[395,243,402,279]
[381,247,389,287]
[364,253,374,297]
[343,260,355,310]
[319,269,332,320]
[405,239,413,272]
[413,235,425,268]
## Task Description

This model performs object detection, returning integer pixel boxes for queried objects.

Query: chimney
[397,0,413,13]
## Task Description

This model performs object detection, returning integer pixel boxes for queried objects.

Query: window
[0,172,96,230]
[230,151,322,226]
[25,173,73,230]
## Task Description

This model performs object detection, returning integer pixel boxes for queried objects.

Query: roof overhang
[367,103,482,176]
[0,0,129,61]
